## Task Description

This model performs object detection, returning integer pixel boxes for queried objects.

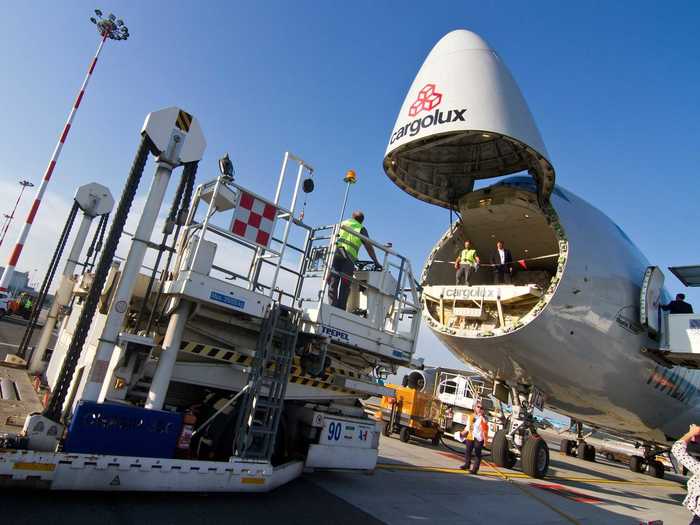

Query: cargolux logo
[409,84,442,117]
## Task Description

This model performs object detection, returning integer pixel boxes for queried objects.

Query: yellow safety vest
[460,248,477,264]
[337,218,363,261]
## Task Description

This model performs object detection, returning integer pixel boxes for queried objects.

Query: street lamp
[0,9,129,292]
[0,180,35,249]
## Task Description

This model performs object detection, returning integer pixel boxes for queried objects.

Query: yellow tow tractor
[379,383,441,445]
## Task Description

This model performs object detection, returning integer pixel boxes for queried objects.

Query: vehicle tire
[585,444,596,462]
[604,452,614,461]
[431,433,441,446]
[382,422,391,437]
[647,460,664,479]
[491,430,516,469]
[629,455,645,473]
[560,438,572,456]
[522,435,550,479]
[399,427,410,443]
[0,309,5,320]
[577,441,587,460]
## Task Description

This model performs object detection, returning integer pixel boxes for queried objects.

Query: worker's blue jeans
[464,438,484,473]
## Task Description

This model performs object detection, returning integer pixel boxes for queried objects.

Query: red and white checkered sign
[230,191,277,248]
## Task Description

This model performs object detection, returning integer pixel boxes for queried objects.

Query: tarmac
[312,431,690,524]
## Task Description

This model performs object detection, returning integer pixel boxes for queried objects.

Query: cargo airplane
[382,29,700,478]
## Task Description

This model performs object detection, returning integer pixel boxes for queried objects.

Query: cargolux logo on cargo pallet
[390,83,467,145]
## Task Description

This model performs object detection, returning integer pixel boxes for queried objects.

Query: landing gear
[629,445,667,479]
[491,383,550,478]
[577,441,596,462]
[647,460,664,479]
[560,438,576,456]
[492,429,517,468]
[522,435,550,478]
[629,455,645,473]
[568,420,595,462]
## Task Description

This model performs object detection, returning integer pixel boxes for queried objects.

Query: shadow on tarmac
[0,477,384,525]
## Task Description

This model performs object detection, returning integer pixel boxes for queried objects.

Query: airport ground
[0,317,691,524]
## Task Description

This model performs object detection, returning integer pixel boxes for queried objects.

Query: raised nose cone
[383,29,554,208]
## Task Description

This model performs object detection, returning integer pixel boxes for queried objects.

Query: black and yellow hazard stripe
[177,340,360,394]
[175,110,193,132]
[180,341,254,366]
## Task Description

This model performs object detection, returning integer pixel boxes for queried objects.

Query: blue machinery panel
[63,401,183,458]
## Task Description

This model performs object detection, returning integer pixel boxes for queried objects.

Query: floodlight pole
[0,180,34,249]
[0,10,128,292]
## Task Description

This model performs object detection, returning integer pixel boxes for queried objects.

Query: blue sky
[0,1,698,369]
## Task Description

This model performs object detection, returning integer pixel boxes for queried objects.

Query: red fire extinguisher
[176,410,197,459]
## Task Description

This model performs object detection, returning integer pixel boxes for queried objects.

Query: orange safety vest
[465,413,489,444]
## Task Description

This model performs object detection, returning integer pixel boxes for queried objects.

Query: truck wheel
[431,433,441,446]
[399,427,410,443]
[522,435,549,479]
[491,430,516,469]
[560,438,572,456]
[0,309,5,320]
[647,460,664,479]
[629,455,645,473]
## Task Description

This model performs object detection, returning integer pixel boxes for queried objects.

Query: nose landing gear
[492,383,550,478]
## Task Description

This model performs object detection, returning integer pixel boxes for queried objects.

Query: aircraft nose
[428,29,494,56]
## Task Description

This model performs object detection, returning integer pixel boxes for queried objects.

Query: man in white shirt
[459,402,489,474]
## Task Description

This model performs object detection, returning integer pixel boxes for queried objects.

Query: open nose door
[640,266,665,338]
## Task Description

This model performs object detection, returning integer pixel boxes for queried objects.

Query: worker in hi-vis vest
[454,239,480,286]
[459,400,489,474]
[329,210,381,310]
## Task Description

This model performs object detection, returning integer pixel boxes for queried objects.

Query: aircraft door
[640,266,664,338]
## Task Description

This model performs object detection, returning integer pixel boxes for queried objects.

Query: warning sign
[230,190,277,249]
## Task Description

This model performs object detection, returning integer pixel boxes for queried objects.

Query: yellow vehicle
[379,384,441,445]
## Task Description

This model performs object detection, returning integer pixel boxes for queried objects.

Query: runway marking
[481,459,583,525]
[530,483,602,503]
[375,463,678,488]
[0,342,19,348]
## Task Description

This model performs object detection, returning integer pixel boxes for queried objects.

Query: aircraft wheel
[399,427,411,443]
[577,441,587,460]
[522,435,550,479]
[491,430,516,469]
[647,460,665,479]
[629,455,645,473]
[560,438,572,456]
[585,444,596,462]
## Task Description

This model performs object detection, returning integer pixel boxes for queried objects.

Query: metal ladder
[234,303,300,461]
